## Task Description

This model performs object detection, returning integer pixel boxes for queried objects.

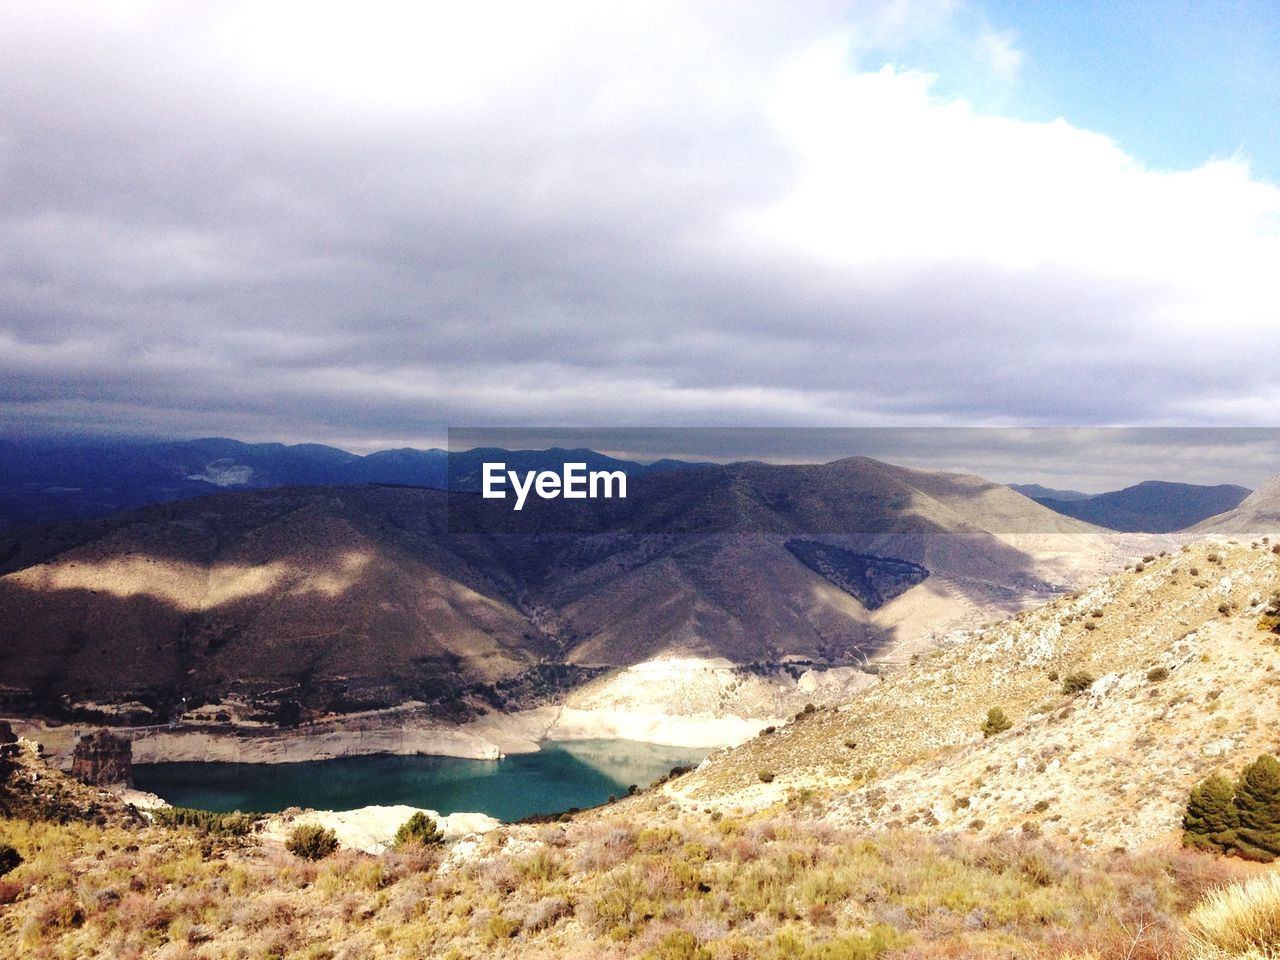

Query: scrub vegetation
[0,797,1260,960]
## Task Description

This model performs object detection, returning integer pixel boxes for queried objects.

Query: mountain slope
[0,459,1136,725]
[1031,480,1251,532]
[670,538,1280,848]
[1194,474,1280,534]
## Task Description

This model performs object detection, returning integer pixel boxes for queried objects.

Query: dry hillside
[669,537,1280,851]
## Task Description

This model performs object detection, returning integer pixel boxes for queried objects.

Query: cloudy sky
[2,1,1279,456]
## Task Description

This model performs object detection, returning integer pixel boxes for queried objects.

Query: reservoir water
[133,739,709,822]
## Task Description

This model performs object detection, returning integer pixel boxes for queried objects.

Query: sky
[2,1,1279,471]
[454,427,1280,492]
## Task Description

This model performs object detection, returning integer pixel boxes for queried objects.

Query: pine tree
[1233,755,1280,861]
[1183,774,1238,851]
[394,811,444,848]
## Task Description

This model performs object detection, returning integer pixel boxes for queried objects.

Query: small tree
[981,707,1012,738]
[1183,774,1238,851]
[394,811,444,848]
[286,824,338,861]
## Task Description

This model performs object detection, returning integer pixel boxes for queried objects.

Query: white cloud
[0,0,1278,444]
[977,27,1023,81]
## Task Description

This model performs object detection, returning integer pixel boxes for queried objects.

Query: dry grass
[0,806,1259,960]
[1186,872,1280,959]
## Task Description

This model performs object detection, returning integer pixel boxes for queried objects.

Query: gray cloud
[2,1,1279,476]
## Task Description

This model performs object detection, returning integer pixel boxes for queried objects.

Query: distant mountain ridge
[1019,479,1252,532]
[0,437,713,532]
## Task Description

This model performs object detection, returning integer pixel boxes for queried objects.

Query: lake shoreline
[129,739,713,823]
[8,704,773,768]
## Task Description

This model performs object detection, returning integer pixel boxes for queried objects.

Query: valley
[2,495,1279,958]
[0,454,1163,770]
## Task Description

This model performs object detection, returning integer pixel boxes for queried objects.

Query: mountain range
[0,436,710,532]
[0,436,1254,535]
[0,455,1129,727]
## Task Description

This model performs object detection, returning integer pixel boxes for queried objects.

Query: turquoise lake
[133,739,709,822]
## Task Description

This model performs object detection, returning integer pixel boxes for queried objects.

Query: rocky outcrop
[70,730,133,787]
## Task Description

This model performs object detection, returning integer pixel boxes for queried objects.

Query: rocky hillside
[669,536,1280,849]
[0,459,1141,725]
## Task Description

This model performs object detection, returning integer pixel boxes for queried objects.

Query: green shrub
[980,706,1012,738]
[1061,671,1095,695]
[758,770,776,783]
[394,811,444,848]
[151,807,259,836]
[286,824,339,861]
[0,843,20,876]
[1146,666,1170,682]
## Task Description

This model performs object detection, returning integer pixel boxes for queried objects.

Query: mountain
[671,538,1280,849]
[1192,473,1280,533]
[3,540,1274,960]
[0,457,1133,726]
[1028,479,1251,532]
[1009,482,1092,502]
[0,436,718,532]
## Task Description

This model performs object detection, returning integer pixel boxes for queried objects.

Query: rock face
[70,731,133,787]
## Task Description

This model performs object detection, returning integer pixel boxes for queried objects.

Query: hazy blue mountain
[1031,480,1252,532]
[0,436,711,531]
